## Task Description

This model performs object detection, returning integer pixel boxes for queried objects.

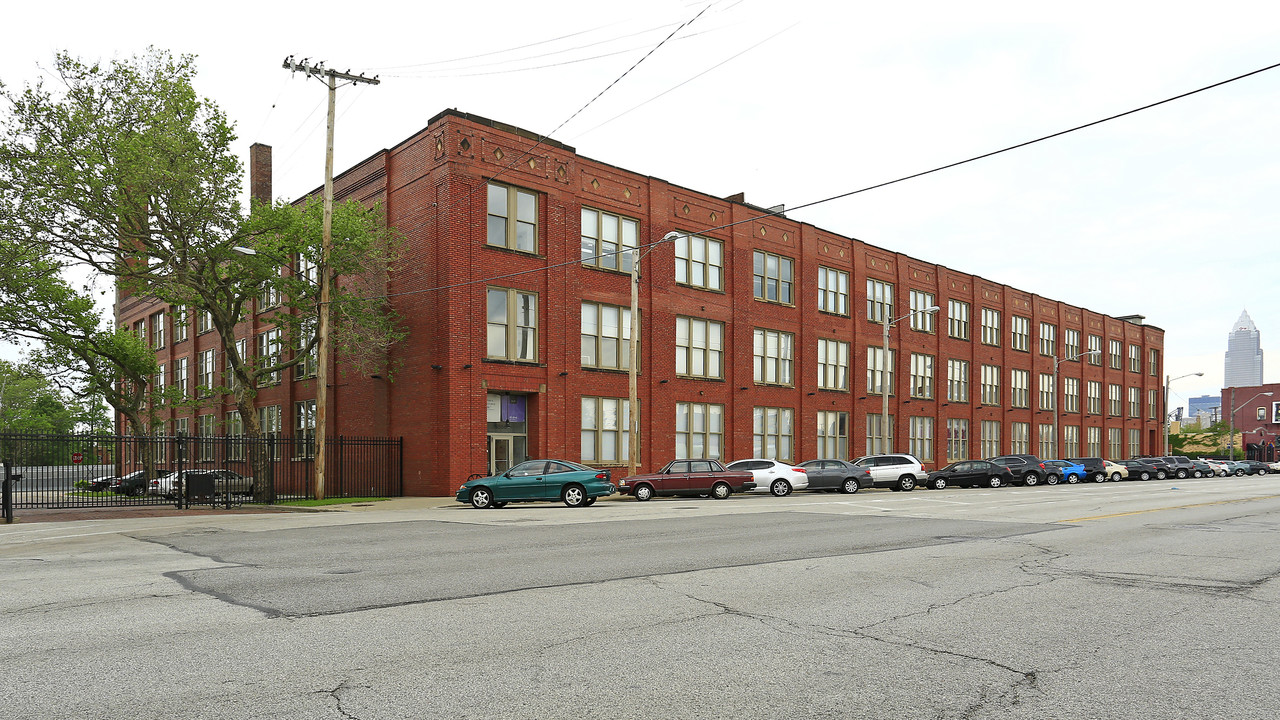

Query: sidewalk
[3,495,461,524]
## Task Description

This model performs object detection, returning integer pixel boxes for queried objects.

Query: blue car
[1042,459,1087,484]
[456,459,616,509]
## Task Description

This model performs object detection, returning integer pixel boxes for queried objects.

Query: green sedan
[456,459,616,509]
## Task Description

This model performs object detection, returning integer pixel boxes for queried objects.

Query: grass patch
[273,497,391,507]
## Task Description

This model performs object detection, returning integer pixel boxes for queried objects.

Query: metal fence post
[3,458,13,524]
[176,433,186,510]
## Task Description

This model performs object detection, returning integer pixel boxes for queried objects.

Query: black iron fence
[0,432,402,512]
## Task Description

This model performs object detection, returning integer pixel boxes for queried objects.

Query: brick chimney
[249,143,272,205]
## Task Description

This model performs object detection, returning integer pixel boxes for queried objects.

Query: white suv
[725,459,810,496]
[850,454,928,492]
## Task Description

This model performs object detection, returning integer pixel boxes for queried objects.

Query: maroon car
[618,459,756,501]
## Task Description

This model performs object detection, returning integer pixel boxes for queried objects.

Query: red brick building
[1221,383,1280,460]
[116,109,1167,496]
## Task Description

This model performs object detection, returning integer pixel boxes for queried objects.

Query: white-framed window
[676,317,724,379]
[817,339,849,391]
[1010,369,1029,408]
[1128,428,1141,458]
[867,347,896,396]
[1129,344,1141,372]
[1063,425,1080,457]
[1039,423,1056,459]
[174,357,189,400]
[1148,389,1159,420]
[257,328,282,386]
[196,414,216,462]
[226,410,245,461]
[152,363,167,404]
[1086,381,1102,414]
[1063,377,1080,413]
[1128,386,1141,418]
[980,364,1000,406]
[753,406,794,462]
[910,291,936,332]
[173,417,189,438]
[295,320,317,379]
[909,353,934,399]
[980,308,1001,346]
[1086,426,1102,456]
[581,301,634,371]
[1109,339,1123,369]
[948,300,970,340]
[943,360,968,403]
[980,420,1001,458]
[817,411,848,459]
[674,233,723,291]
[296,253,318,285]
[196,308,214,335]
[1087,335,1102,365]
[866,414,894,455]
[1011,316,1030,352]
[1011,422,1030,455]
[257,405,282,460]
[581,397,634,465]
[909,417,934,462]
[581,207,638,272]
[151,311,165,348]
[230,338,248,390]
[817,267,849,315]
[173,307,189,343]
[1063,329,1080,360]
[753,250,794,305]
[753,328,794,386]
[867,279,893,324]
[946,419,969,461]
[1108,383,1122,416]
[259,283,280,312]
[487,287,537,362]
[1108,429,1122,463]
[675,402,723,460]
[197,348,217,397]
[295,399,316,458]
[134,318,147,346]
[487,182,538,253]
[1149,349,1160,377]
[1039,373,1055,411]
[1040,323,1056,356]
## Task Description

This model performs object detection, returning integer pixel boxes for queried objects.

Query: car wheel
[1093,472,1106,483]
[987,476,1002,488]
[770,479,792,497]
[1111,472,1122,482]
[1045,474,1059,486]
[1176,469,1188,479]
[1139,471,1151,481]
[711,481,731,500]
[1235,469,1245,477]
[897,475,916,492]
[470,488,494,509]
[634,484,653,502]
[1259,468,1269,476]
[562,484,587,508]
[1023,473,1039,486]
[930,477,947,490]
[1156,470,1168,480]
[1067,473,1080,483]
[840,478,859,494]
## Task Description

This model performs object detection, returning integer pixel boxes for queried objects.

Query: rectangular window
[1064,329,1080,360]
[1039,373,1055,412]
[257,329,282,386]
[1011,316,1030,352]
[133,318,147,345]
[174,357,189,400]
[1148,389,1159,420]
[257,405,282,460]
[1108,384,1122,416]
[866,279,894,324]
[581,397,634,465]
[753,406,794,462]
[753,251,794,305]
[226,411,245,462]
[1086,426,1102,457]
[581,207,638,272]
[675,402,724,460]
[948,300,970,340]
[1087,335,1103,365]
[1109,339,1123,369]
[259,283,280,312]
[1063,425,1080,457]
[867,347,896,396]
[816,411,849,459]
[1063,377,1080,413]
[487,182,537,253]
[174,417,189,438]
[1129,344,1141,372]
[910,291,936,332]
[230,338,248,391]
[1010,369,1029,409]
[295,320,317,379]
[909,417,934,462]
[1086,381,1102,414]
[197,309,214,335]
[1149,349,1160,377]
[1128,428,1141,458]
[196,414,216,462]
[980,364,1001,406]
[753,329,794,386]
[197,348,217,397]
[295,399,316,459]
[866,414,894,455]
[980,308,1001,346]
[152,363,167,402]
[487,288,538,362]
[1040,323,1056,356]
[581,302,634,371]
[296,254,318,285]
[817,338,849,391]
[676,317,724,379]
[946,419,969,461]
[150,311,165,348]
[909,353,935,399]
[173,307,189,343]
[1011,422,1030,455]
[980,420,1001,458]
[1039,423,1056,459]
[947,359,969,403]
[674,233,723,291]
[817,267,849,315]
[1128,387,1141,418]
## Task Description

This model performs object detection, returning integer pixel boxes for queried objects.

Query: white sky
[3,0,1277,413]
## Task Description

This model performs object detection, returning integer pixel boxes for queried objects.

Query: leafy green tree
[0,49,402,499]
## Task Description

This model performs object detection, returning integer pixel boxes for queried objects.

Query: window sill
[482,358,545,368]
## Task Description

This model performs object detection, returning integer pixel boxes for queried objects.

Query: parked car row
[87,469,254,498]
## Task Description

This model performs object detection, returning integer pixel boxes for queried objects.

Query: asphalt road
[3,477,1280,719]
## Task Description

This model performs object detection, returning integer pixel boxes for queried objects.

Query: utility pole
[283,57,380,500]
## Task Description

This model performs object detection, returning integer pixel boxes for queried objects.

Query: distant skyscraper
[1224,309,1263,387]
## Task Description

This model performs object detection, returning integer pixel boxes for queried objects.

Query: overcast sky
[3,0,1277,413]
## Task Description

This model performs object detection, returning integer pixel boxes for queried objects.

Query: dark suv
[1067,457,1107,483]
[1158,456,1196,479]
[987,454,1049,486]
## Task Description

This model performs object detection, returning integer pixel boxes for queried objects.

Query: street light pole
[1163,372,1203,456]
[880,305,939,453]
[1228,389,1273,460]
[1051,349,1100,459]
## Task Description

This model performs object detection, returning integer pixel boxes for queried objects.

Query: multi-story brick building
[116,109,1166,496]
